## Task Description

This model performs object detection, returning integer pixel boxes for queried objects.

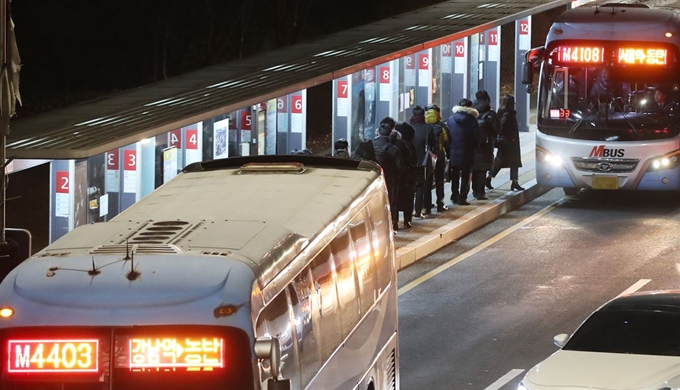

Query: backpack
[478,110,501,144]
[375,140,404,177]
[374,141,393,169]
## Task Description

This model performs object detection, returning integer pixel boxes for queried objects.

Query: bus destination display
[554,45,668,65]
[617,48,667,65]
[128,337,224,370]
[8,339,99,373]
[555,46,605,63]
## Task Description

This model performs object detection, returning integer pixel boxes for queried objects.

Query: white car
[519,290,680,390]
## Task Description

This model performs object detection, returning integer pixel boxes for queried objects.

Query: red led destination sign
[555,46,606,63]
[128,337,224,369]
[7,339,99,373]
[617,48,667,65]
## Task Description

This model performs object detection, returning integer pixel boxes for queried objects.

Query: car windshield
[563,310,680,356]
[538,63,680,141]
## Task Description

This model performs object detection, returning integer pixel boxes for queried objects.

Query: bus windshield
[538,59,680,141]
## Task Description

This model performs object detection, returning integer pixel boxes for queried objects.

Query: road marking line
[398,200,561,296]
[484,369,525,390]
[616,279,651,298]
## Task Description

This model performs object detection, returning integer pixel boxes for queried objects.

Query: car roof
[601,290,680,314]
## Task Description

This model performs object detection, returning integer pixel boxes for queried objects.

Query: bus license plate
[592,176,619,190]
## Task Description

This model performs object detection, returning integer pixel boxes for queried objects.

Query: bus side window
[263,291,299,386]
[350,213,378,315]
[292,267,322,386]
[368,192,394,294]
[310,246,342,361]
[331,229,360,338]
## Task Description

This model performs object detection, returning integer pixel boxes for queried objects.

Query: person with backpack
[352,138,378,163]
[373,121,405,232]
[425,104,452,212]
[471,89,501,200]
[409,105,436,217]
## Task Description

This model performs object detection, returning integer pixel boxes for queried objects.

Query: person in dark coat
[471,89,501,200]
[446,98,479,206]
[352,138,377,163]
[409,105,436,218]
[373,122,405,232]
[488,94,525,191]
[334,138,351,158]
[395,121,418,229]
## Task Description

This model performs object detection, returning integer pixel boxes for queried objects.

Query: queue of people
[335,89,524,232]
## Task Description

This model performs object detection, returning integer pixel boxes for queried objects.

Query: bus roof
[548,3,680,43]
[34,156,383,279]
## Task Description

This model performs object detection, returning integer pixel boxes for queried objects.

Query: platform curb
[396,180,551,270]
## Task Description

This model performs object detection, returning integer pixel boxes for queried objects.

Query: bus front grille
[571,157,639,173]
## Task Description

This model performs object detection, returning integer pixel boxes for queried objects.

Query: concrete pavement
[394,123,551,270]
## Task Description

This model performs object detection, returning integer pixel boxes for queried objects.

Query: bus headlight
[647,149,680,171]
[537,146,563,167]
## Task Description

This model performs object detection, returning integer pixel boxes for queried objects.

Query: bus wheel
[563,187,580,196]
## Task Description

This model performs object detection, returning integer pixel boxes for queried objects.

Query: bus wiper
[568,106,594,135]
[611,99,640,137]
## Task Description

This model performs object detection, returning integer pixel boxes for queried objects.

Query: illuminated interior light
[0,308,13,318]
[666,32,673,38]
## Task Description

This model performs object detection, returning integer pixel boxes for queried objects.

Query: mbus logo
[589,145,624,158]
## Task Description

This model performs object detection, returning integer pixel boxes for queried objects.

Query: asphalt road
[397,188,680,390]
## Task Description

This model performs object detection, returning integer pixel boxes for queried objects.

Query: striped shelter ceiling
[8,0,571,159]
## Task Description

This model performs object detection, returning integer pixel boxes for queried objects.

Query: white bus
[522,1,680,195]
[0,156,399,390]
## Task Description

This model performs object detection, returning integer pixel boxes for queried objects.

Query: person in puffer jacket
[425,104,452,211]
[446,99,480,206]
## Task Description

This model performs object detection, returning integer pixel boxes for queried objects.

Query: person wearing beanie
[374,120,405,233]
[409,105,436,217]
[334,138,350,158]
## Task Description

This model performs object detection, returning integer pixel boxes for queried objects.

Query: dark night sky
[11,0,449,118]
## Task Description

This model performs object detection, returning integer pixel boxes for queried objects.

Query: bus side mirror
[521,61,533,85]
[255,336,289,386]
[254,337,292,389]
[267,378,292,390]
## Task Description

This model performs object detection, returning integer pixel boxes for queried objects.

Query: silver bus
[0,155,399,390]
[523,1,680,194]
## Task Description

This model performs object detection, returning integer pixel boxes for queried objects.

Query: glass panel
[264,292,299,386]
[331,230,360,338]
[539,43,680,141]
[368,192,393,293]
[310,246,342,361]
[349,214,378,315]
[292,267,321,386]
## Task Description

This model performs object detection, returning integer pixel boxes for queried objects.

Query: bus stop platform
[394,124,550,271]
